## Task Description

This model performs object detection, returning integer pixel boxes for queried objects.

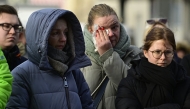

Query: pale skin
[89,15,120,56]
[48,18,68,50]
[144,39,174,67]
[0,13,20,51]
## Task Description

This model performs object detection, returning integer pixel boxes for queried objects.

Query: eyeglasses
[146,18,167,25]
[149,50,174,59]
[0,23,23,33]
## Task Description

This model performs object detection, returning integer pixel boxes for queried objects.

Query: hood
[25,8,91,71]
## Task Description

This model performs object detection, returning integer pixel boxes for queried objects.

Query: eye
[3,23,11,29]
[50,30,60,36]
[111,25,119,31]
[165,50,173,54]
[154,50,162,55]
[63,31,68,36]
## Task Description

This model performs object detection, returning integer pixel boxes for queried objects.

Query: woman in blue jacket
[6,8,94,109]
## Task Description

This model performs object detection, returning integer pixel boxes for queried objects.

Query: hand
[95,27,112,56]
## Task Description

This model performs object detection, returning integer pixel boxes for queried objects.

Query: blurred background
[1,0,190,49]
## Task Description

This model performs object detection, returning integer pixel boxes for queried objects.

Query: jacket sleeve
[73,69,94,109]
[100,49,132,89]
[115,77,143,109]
[6,67,30,109]
[0,49,12,109]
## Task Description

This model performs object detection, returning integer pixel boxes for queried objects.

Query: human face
[144,39,174,67]
[92,15,120,47]
[0,13,20,50]
[48,18,68,50]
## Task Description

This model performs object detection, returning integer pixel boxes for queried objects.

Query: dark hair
[143,22,176,51]
[87,4,118,27]
[0,5,18,16]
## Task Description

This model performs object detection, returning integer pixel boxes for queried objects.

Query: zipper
[64,77,71,109]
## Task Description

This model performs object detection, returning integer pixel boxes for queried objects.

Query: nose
[160,52,166,60]
[59,33,67,41]
[9,27,16,34]
[107,29,114,36]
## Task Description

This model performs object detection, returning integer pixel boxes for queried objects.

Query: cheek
[145,53,158,65]
[48,38,57,47]
[147,57,157,65]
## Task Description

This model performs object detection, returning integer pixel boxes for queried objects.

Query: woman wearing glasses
[115,21,190,109]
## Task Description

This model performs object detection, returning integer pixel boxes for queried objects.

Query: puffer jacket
[0,49,12,109]
[81,25,141,109]
[6,9,94,109]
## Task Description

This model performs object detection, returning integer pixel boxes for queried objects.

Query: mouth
[7,37,15,40]
[56,45,64,50]
[157,63,167,67]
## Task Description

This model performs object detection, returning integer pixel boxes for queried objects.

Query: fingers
[97,27,108,41]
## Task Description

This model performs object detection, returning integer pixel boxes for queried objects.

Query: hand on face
[95,26,112,56]
[92,15,120,56]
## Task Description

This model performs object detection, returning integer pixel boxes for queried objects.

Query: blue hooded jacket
[6,9,94,109]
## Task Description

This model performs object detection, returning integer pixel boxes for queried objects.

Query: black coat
[3,45,27,71]
[181,54,190,77]
[116,58,190,109]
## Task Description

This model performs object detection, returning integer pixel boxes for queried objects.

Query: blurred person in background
[0,5,27,71]
[116,21,190,109]
[176,42,190,59]
[0,48,12,109]
[81,4,141,109]
[180,54,190,77]
[6,8,94,109]
[17,18,27,58]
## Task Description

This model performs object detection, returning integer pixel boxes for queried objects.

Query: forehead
[150,39,173,50]
[0,13,19,24]
[52,18,67,28]
[93,15,119,27]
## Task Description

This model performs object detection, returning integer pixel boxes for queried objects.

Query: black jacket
[3,45,27,71]
[116,58,190,109]
[181,54,190,77]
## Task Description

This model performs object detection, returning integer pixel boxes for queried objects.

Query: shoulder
[181,54,190,63]
[11,60,37,78]
[126,45,142,58]
[123,45,142,65]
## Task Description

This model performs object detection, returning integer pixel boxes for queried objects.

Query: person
[181,54,190,76]
[81,4,141,109]
[0,48,12,109]
[17,18,27,58]
[6,8,94,109]
[176,42,190,59]
[0,5,27,71]
[115,21,190,109]
[143,18,182,63]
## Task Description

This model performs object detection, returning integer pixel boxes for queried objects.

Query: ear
[88,26,93,34]
[143,50,148,58]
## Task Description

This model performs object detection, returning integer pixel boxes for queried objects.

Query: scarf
[83,24,131,65]
[137,58,178,107]
[47,45,70,76]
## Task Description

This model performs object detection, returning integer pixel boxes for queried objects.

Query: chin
[111,43,116,47]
